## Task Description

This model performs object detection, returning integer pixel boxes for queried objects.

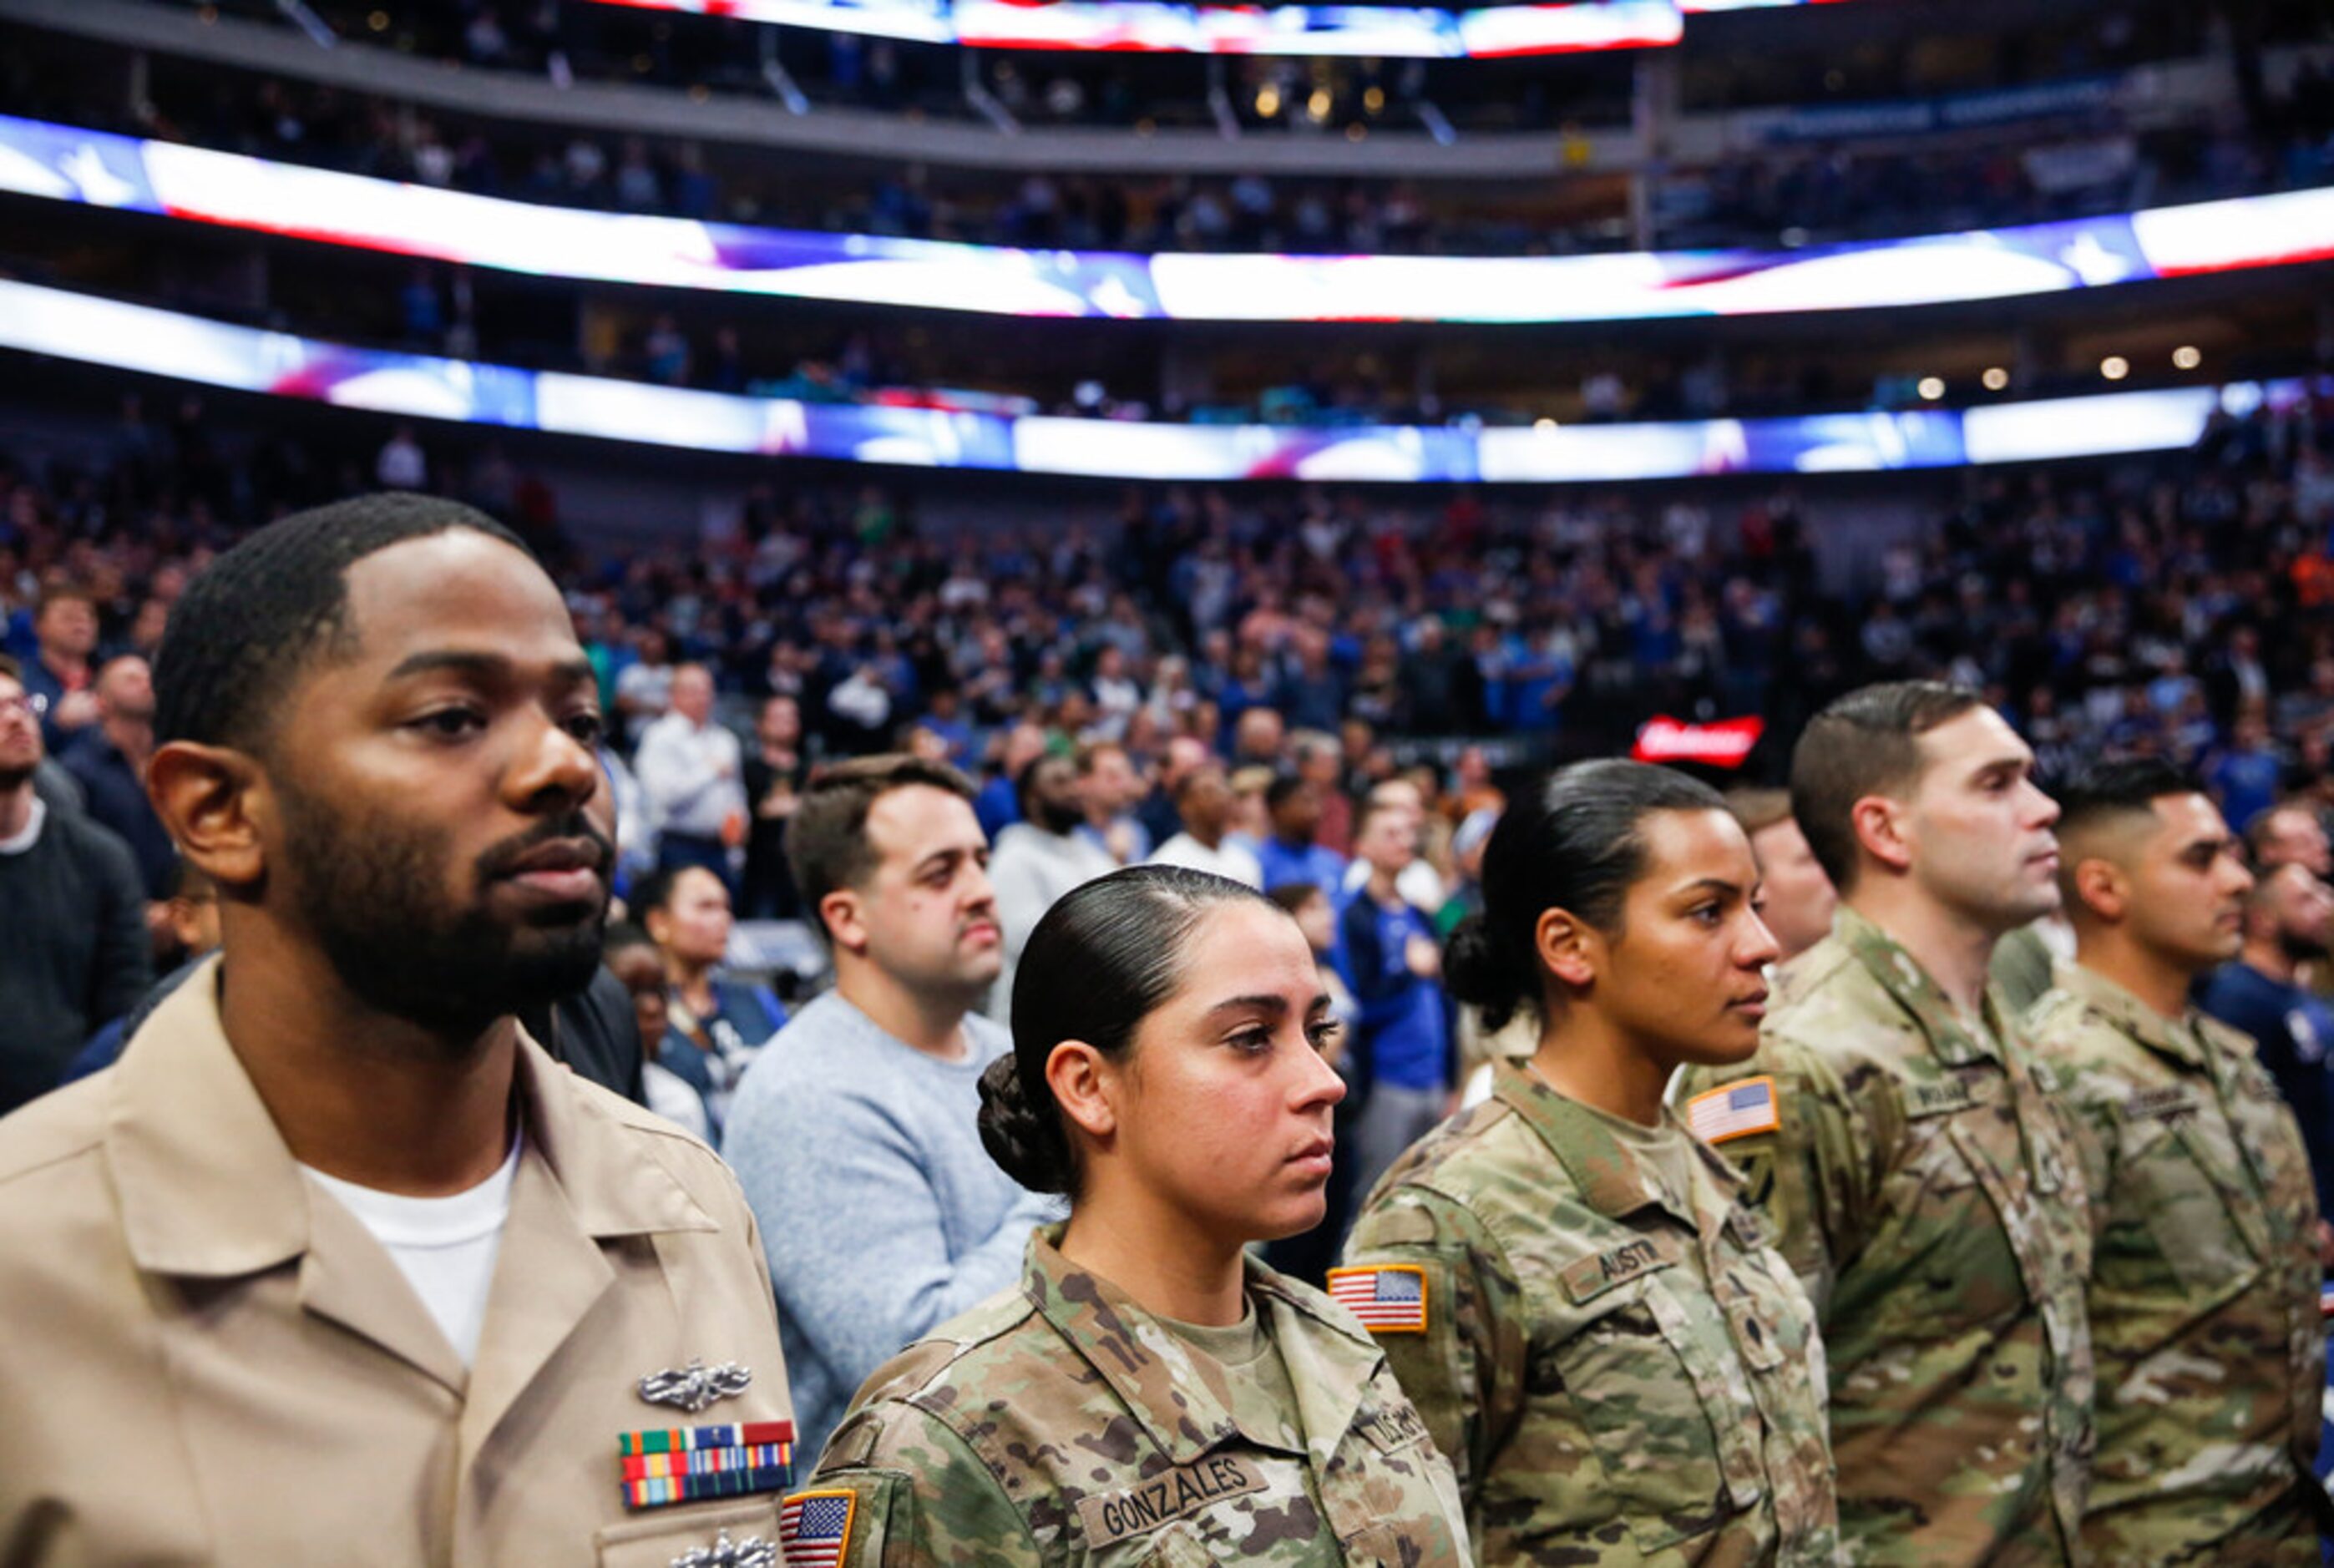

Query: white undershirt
[0,796,47,855]
[303,1135,523,1369]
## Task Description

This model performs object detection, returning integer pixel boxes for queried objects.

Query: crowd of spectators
[4,374,2334,1113]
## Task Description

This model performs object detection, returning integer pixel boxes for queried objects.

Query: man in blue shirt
[1255,773,1347,893]
[2200,862,2334,1223]
[1337,798,1452,1201]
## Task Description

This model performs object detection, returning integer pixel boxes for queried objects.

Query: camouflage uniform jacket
[1341,1060,1842,1567]
[2026,961,2325,1565]
[787,1223,1471,1565]
[1673,908,2095,1568]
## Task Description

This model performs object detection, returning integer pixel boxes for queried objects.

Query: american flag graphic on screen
[781,1490,856,1566]
[1686,1075,1780,1145]
[1326,1265,1428,1333]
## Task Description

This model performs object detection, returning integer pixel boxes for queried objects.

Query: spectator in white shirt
[1147,764,1263,888]
[632,663,745,890]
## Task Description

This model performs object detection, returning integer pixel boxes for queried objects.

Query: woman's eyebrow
[1204,994,1292,1020]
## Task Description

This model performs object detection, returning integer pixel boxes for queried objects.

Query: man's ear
[147,741,268,891]
[820,889,868,957]
[1850,794,1914,878]
[1535,905,1599,990]
[2071,857,2127,923]
[1045,1040,1116,1142]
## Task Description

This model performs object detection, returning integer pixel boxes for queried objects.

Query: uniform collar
[1020,1224,1380,1470]
[107,955,716,1281]
[2049,958,2261,1074]
[1491,1060,1707,1236]
[1833,906,2011,1069]
[2049,959,2211,1070]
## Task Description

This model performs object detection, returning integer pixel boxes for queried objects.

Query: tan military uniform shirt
[1675,909,2095,1567]
[0,959,797,1566]
[1343,1060,1841,1567]
[2028,962,2326,1565]
[789,1224,1471,1565]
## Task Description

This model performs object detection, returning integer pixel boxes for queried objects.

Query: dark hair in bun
[977,865,1275,1196]
[1446,759,1726,1033]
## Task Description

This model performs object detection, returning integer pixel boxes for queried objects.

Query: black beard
[2278,930,2331,965]
[278,782,610,1043]
[1035,799,1086,836]
[0,764,32,792]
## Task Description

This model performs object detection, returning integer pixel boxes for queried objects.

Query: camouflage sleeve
[1678,1042,1888,1319]
[1339,1186,1526,1507]
[790,1402,1043,1567]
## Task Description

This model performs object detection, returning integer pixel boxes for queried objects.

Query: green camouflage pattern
[1987,922,2060,1018]
[1342,1060,1841,1566]
[789,1223,1471,1565]
[2025,961,2325,1565]
[1675,908,2095,1567]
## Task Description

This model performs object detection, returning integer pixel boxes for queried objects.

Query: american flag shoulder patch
[781,1489,858,1568]
[1685,1075,1780,1146]
[1325,1264,1429,1333]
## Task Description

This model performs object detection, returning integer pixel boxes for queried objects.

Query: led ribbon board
[0,280,2313,483]
[585,0,1819,58]
[3,115,2328,324]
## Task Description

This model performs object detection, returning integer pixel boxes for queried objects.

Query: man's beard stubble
[276,781,611,1043]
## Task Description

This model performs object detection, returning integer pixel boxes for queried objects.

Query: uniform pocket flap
[595,1499,782,1568]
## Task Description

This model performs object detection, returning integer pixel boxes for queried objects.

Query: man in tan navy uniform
[0,496,794,1565]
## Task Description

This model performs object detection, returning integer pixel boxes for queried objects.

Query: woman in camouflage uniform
[1343,761,1840,1566]
[786,866,1471,1565]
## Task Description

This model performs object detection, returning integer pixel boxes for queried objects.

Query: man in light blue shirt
[725,755,1056,1465]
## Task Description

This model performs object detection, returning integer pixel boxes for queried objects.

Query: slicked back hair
[154,493,528,754]
[1790,680,1984,893]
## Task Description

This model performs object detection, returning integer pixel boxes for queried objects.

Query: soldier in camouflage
[1677,683,2094,1566]
[786,866,1468,1565]
[2023,761,2326,1563]
[1347,761,1840,1565]
[801,1222,1469,1564]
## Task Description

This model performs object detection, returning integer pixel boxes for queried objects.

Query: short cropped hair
[154,493,526,753]
[1790,680,1984,893]
[2056,758,2200,838]
[1263,772,1310,812]
[788,754,978,933]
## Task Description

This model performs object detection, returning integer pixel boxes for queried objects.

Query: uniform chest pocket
[2109,1111,2264,1304]
[1544,1290,1731,1556]
[1862,1117,2028,1338]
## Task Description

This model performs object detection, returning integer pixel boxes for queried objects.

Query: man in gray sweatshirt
[725,755,1056,1464]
